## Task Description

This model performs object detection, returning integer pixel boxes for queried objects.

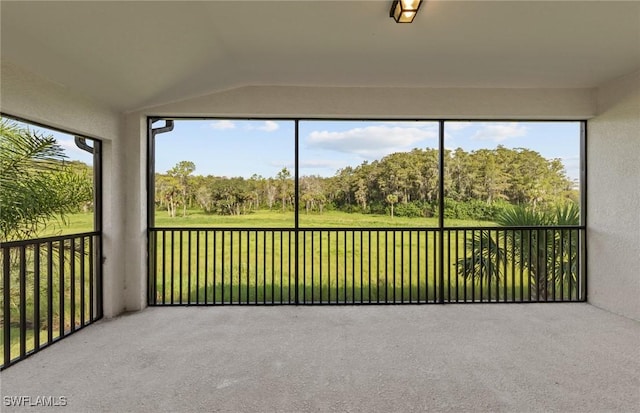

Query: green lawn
[41,209,493,236]
[156,209,494,228]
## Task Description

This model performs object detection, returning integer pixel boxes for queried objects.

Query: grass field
[154,209,494,228]
[40,209,494,236]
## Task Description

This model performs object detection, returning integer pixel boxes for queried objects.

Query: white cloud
[471,123,527,142]
[445,122,472,132]
[246,121,279,132]
[306,125,436,159]
[260,121,279,132]
[210,120,236,130]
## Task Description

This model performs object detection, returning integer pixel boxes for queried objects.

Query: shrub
[394,202,423,218]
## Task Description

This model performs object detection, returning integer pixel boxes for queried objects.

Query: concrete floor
[1,304,638,413]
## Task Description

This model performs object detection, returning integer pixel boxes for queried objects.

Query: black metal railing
[1,232,102,369]
[148,226,585,305]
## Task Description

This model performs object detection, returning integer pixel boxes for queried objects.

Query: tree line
[155,146,578,221]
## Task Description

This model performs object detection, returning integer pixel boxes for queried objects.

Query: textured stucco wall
[145,85,596,119]
[587,71,640,321]
[1,61,119,138]
[121,114,148,312]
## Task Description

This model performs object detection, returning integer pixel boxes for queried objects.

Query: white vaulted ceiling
[1,1,639,112]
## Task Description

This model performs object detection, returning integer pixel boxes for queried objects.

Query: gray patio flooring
[1,303,638,412]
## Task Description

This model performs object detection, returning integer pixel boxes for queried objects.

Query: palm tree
[457,203,580,301]
[0,118,92,241]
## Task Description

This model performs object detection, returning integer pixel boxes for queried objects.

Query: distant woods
[155,146,578,221]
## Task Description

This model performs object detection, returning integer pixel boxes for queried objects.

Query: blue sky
[15,118,581,182]
[156,120,581,182]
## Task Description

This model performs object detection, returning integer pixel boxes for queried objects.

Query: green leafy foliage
[0,119,93,241]
[457,203,580,299]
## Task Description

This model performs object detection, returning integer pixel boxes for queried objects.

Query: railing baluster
[320,231,323,303]
[254,230,259,304]
[263,231,267,305]
[89,237,94,321]
[552,229,557,301]
[237,231,242,305]
[471,230,476,303]
[367,230,372,303]
[569,229,573,301]
[3,247,12,366]
[384,231,388,303]
[408,231,412,303]
[327,231,331,303]
[247,231,251,304]
[214,230,218,304]
[455,230,460,303]
[446,230,451,303]
[488,231,493,302]
[221,231,226,305]
[519,231,524,302]
[376,231,380,304]
[47,242,54,343]
[179,231,184,305]
[302,230,306,304]
[196,231,201,305]
[543,229,548,302]
[335,231,339,303]
[393,231,397,304]
[360,231,364,304]
[479,230,484,303]
[170,231,175,305]
[34,242,41,349]
[70,239,76,332]
[416,230,420,303]
[278,231,284,304]
[400,231,404,303]
[435,229,440,302]
[351,231,355,303]
[426,230,430,302]
[343,231,347,304]
[59,240,65,339]
[502,230,507,303]
[204,231,209,304]
[311,231,315,304]
[271,231,275,305]
[230,231,233,305]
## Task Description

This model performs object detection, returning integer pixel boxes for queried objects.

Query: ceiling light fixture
[390,0,423,23]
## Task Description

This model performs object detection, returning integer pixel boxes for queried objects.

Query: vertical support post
[3,247,11,367]
[438,120,445,303]
[93,140,104,319]
[147,119,174,306]
[147,119,156,306]
[580,121,588,301]
[294,120,300,305]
